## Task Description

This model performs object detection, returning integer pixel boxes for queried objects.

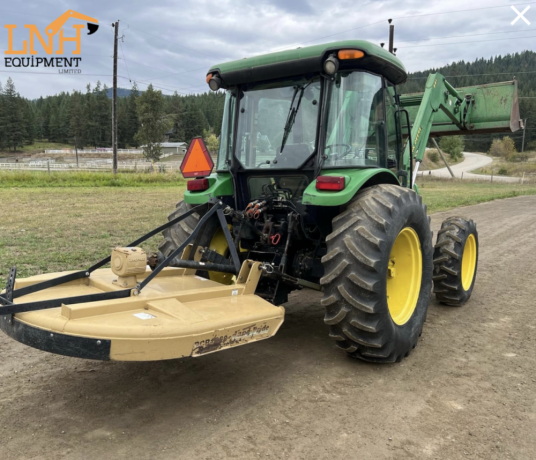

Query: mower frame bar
[0,199,242,316]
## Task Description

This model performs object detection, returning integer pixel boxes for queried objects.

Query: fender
[302,168,400,206]
[184,173,234,204]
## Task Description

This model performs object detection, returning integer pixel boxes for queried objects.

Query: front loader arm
[400,73,522,186]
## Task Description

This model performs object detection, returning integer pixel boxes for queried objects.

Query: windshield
[322,71,385,168]
[235,78,321,169]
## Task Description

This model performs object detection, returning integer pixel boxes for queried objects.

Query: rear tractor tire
[433,217,478,306]
[157,200,202,264]
[320,184,434,363]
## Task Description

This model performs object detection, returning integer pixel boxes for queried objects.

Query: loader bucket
[0,261,284,361]
[400,79,522,136]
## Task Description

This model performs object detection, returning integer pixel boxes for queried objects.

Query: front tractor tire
[433,217,478,306]
[320,184,433,363]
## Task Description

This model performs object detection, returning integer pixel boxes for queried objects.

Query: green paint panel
[401,79,521,137]
[208,40,407,85]
[399,74,522,173]
[184,173,234,204]
[302,169,400,206]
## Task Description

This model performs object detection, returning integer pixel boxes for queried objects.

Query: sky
[0,0,535,99]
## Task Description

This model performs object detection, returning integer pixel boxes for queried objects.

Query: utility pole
[112,20,119,175]
[521,118,528,152]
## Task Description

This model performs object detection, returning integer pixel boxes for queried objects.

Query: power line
[400,34,536,49]
[127,25,213,58]
[135,66,209,84]
[279,2,536,48]
[118,75,188,95]
[407,70,536,80]
[118,39,131,83]
[115,54,201,88]
[397,28,536,44]
[393,1,536,20]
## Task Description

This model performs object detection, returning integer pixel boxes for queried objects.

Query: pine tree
[57,97,70,143]
[126,82,140,147]
[167,91,185,141]
[22,101,36,145]
[69,91,85,165]
[182,102,208,143]
[2,78,25,151]
[134,84,171,161]
[93,81,111,146]
[0,81,4,150]
[48,103,59,142]
[85,84,99,148]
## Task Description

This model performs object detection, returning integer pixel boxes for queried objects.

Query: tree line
[0,77,225,157]
[0,49,534,157]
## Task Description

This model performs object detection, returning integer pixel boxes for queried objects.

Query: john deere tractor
[0,39,521,363]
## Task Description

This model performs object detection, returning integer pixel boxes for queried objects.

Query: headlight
[323,55,339,75]
[208,75,222,91]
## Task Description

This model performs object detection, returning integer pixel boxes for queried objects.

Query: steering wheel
[325,143,353,160]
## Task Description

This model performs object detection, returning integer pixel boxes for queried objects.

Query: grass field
[1,177,536,285]
[0,141,73,156]
[472,151,536,177]
[0,171,187,188]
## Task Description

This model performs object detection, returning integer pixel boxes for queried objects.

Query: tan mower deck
[3,262,285,361]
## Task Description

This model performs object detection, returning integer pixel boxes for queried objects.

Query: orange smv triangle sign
[180,137,214,178]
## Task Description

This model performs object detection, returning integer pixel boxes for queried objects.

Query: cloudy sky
[1,0,534,99]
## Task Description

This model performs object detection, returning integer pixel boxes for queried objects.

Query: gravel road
[426,152,519,182]
[1,195,536,460]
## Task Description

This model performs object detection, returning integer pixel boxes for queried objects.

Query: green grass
[0,187,184,285]
[0,170,187,188]
[418,177,536,212]
[0,141,73,155]
[2,178,536,286]
[472,150,536,177]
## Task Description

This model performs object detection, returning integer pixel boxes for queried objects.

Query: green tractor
[0,39,521,363]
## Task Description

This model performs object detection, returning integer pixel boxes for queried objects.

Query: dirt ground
[1,195,536,460]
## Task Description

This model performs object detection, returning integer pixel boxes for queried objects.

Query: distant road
[426,152,518,183]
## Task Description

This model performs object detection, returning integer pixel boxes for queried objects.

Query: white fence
[0,161,184,172]
[44,149,143,154]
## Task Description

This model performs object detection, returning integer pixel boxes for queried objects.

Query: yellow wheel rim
[207,227,234,285]
[386,227,423,326]
[461,234,477,291]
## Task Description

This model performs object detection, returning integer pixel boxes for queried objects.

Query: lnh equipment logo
[4,10,99,74]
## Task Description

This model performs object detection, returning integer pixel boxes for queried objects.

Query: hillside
[105,87,137,98]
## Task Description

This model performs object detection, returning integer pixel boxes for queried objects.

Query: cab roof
[208,40,407,87]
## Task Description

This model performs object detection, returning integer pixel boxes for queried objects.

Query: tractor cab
[201,40,408,211]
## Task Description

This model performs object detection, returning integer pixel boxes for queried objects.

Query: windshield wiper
[279,82,311,154]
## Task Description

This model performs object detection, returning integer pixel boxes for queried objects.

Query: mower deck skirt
[1,265,285,361]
